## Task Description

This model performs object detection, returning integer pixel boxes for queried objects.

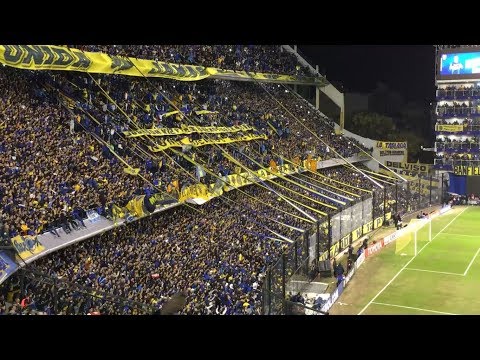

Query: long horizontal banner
[223,163,297,193]
[0,45,319,84]
[124,124,255,138]
[379,150,406,157]
[213,68,319,83]
[435,124,465,132]
[384,161,432,176]
[147,133,267,153]
[0,45,213,81]
[454,165,480,176]
[376,141,407,150]
[160,110,218,119]
[180,163,299,203]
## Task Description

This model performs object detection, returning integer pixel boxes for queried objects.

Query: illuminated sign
[438,51,480,79]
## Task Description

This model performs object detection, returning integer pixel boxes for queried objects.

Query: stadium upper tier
[434,83,480,172]
[0,66,371,241]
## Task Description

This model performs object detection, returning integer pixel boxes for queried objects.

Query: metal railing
[261,174,442,314]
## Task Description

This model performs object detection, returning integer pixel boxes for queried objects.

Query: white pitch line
[464,248,480,276]
[441,233,480,238]
[405,268,464,276]
[358,206,469,315]
[371,302,457,315]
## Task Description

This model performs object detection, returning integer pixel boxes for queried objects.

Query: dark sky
[298,45,436,104]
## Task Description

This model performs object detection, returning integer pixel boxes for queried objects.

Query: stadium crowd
[0,45,431,315]
[0,68,158,239]
[1,164,392,315]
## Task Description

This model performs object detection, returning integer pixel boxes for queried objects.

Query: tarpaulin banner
[179,183,210,202]
[0,45,320,84]
[0,45,213,81]
[435,124,465,132]
[384,161,432,176]
[376,141,407,150]
[86,209,101,223]
[453,165,480,176]
[213,68,321,83]
[11,235,45,261]
[147,133,267,153]
[378,150,407,157]
[0,251,18,284]
[123,124,255,138]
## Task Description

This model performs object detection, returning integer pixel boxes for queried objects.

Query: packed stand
[0,68,156,238]
[1,164,390,315]
[49,73,369,182]
[8,182,316,315]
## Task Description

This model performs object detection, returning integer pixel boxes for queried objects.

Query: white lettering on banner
[344,267,355,286]
[365,240,384,257]
[321,283,343,313]
[86,210,100,224]
[355,251,365,268]
[383,228,407,246]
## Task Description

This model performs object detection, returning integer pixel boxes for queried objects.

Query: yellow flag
[123,167,140,176]
[180,137,191,145]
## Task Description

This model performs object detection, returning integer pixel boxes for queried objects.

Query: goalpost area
[330,206,480,315]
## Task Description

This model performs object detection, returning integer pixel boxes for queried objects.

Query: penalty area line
[371,302,457,315]
[404,268,464,276]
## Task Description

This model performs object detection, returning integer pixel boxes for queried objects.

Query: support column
[418,177,422,210]
[281,254,286,301]
[441,173,445,203]
[327,214,332,260]
[383,186,387,223]
[294,241,298,270]
[316,220,320,264]
[304,230,310,275]
[395,182,398,213]
[429,175,433,205]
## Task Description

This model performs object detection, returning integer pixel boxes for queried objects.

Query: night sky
[298,45,436,104]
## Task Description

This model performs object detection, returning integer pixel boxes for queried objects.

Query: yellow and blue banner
[123,124,255,138]
[147,133,267,153]
[0,251,18,284]
[376,141,407,150]
[435,124,465,132]
[11,235,45,261]
[0,45,321,84]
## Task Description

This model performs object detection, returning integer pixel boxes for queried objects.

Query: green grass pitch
[330,206,480,315]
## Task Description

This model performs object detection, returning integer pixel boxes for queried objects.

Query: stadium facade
[434,45,480,195]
